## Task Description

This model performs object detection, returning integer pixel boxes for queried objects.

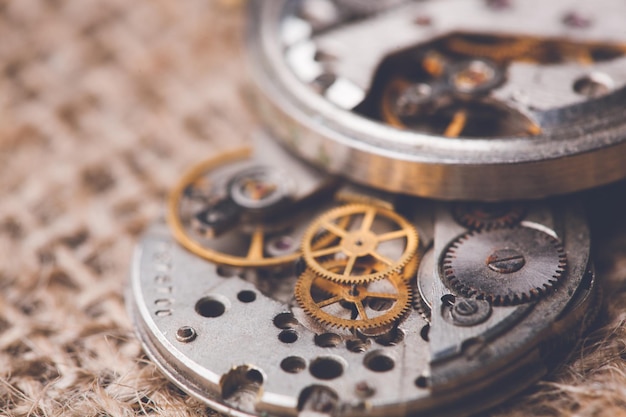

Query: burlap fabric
[1,1,625,416]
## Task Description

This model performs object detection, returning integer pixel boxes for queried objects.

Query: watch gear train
[126,0,611,415]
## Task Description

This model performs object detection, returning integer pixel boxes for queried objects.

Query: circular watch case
[248,0,626,200]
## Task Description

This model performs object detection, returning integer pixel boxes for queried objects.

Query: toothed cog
[442,227,567,305]
[294,259,413,330]
[301,204,419,285]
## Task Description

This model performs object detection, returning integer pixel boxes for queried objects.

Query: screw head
[454,299,479,316]
[448,298,492,327]
[267,235,296,257]
[450,59,499,95]
[486,248,525,274]
[176,326,197,343]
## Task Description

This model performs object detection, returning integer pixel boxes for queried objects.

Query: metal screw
[450,60,499,95]
[454,299,479,316]
[176,326,197,343]
[487,248,525,274]
[449,298,492,327]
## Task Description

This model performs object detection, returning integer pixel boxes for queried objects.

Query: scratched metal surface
[0,1,625,416]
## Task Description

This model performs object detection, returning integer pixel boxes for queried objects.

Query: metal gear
[301,204,419,284]
[168,149,345,268]
[294,259,412,330]
[452,202,527,230]
[442,227,567,305]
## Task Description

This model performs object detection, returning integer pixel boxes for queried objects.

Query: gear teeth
[453,203,527,231]
[301,203,420,285]
[442,227,567,306]
[294,260,413,330]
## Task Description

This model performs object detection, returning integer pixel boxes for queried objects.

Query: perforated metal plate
[128,195,597,417]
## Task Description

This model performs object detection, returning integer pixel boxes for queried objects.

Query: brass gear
[168,148,345,268]
[294,260,412,330]
[301,204,419,284]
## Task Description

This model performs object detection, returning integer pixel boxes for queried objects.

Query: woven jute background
[1,1,626,416]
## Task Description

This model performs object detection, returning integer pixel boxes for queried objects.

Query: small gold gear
[294,260,412,330]
[301,204,419,284]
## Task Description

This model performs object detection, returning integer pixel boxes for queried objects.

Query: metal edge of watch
[245,0,626,201]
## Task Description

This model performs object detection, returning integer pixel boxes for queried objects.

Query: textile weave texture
[1,1,625,416]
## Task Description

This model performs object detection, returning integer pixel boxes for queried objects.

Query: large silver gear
[442,227,567,305]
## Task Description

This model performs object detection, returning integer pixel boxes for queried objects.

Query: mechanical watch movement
[127,135,598,417]
[249,0,626,200]
[126,1,611,416]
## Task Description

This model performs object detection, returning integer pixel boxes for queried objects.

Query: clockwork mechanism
[168,135,339,268]
[127,1,609,416]
[442,226,568,305]
[301,203,419,284]
[294,259,413,330]
[128,139,599,417]
[249,0,626,199]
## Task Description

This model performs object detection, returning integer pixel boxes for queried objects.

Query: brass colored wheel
[294,260,412,330]
[168,149,345,268]
[301,204,418,284]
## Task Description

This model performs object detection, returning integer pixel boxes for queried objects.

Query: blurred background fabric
[0,1,625,416]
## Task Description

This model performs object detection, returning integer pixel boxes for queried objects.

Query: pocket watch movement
[127,1,610,416]
[127,134,598,417]
[248,0,626,200]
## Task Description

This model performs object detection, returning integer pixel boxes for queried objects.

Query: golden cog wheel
[301,204,419,284]
[294,260,412,330]
[168,149,346,268]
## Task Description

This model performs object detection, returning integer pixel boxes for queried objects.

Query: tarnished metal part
[128,2,607,413]
[129,169,596,416]
[443,227,567,305]
[168,133,339,268]
[248,0,626,200]
[452,202,527,230]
